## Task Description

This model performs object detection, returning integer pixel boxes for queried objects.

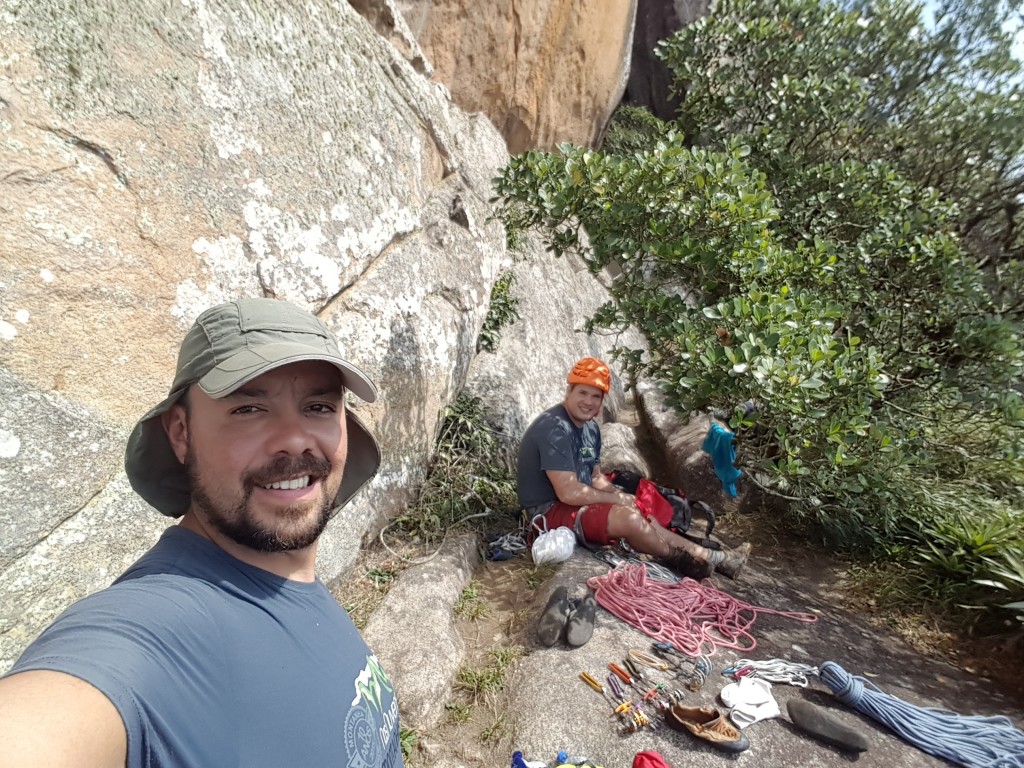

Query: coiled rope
[819,661,1024,768]
[587,563,817,657]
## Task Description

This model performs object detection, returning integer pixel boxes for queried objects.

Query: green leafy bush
[396,395,519,543]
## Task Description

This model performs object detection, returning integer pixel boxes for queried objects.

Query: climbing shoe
[787,700,869,753]
[537,585,571,646]
[565,594,597,647]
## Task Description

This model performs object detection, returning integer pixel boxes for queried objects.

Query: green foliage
[602,106,672,155]
[477,270,521,353]
[914,509,1022,589]
[479,714,509,745]
[492,0,1024,627]
[365,566,398,588]
[657,0,1024,267]
[977,549,1024,624]
[396,395,519,543]
[908,507,1024,626]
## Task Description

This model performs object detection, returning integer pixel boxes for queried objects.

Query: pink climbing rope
[587,563,818,658]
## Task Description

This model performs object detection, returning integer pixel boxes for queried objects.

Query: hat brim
[125,391,381,519]
[197,341,377,403]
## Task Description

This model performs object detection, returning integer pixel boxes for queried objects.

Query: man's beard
[186,450,336,553]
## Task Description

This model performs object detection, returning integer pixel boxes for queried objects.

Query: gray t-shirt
[516,403,602,508]
[7,526,402,768]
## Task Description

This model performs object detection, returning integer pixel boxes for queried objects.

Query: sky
[920,0,1024,61]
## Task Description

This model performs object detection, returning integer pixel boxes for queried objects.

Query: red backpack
[605,469,718,547]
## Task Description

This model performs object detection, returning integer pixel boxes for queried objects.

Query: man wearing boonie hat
[517,356,751,580]
[0,298,402,768]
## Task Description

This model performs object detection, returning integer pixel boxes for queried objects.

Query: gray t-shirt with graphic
[517,403,602,508]
[7,526,402,768]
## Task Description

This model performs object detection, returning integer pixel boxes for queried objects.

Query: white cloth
[720,676,781,729]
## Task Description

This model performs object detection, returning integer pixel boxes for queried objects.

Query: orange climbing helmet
[567,356,611,394]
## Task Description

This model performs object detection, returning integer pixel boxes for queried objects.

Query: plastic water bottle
[556,750,589,765]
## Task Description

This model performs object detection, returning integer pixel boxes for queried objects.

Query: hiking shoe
[537,586,571,646]
[788,700,869,752]
[713,543,752,580]
[565,594,597,647]
[664,704,750,753]
[487,532,526,561]
[660,548,713,580]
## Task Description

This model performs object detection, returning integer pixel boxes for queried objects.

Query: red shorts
[535,502,615,546]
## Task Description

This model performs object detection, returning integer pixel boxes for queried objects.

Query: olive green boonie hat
[125,298,381,517]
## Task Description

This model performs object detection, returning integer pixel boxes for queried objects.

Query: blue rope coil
[819,661,1024,768]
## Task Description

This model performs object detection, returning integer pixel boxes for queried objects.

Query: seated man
[516,357,750,579]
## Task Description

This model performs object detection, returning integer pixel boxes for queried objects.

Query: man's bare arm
[546,469,634,507]
[0,670,127,768]
[590,465,623,493]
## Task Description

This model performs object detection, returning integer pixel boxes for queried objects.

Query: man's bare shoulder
[0,670,126,768]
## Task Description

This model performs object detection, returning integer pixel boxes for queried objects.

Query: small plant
[477,270,521,353]
[444,701,471,724]
[454,645,525,700]
[399,727,419,763]
[455,665,505,697]
[913,510,1023,601]
[524,563,557,591]
[974,548,1024,625]
[395,395,519,543]
[505,608,531,635]
[366,566,398,588]
[335,560,403,629]
[488,645,525,668]
[455,579,490,621]
[479,713,509,745]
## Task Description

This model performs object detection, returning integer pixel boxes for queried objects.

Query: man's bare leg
[605,505,751,579]
[606,504,710,560]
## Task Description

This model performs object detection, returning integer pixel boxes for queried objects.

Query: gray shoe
[788,699,869,752]
[537,586,570,646]
[565,594,597,647]
[714,543,752,580]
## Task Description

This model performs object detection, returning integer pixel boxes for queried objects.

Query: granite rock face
[0,0,626,669]
[395,0,638,152]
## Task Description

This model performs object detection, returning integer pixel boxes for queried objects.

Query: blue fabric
[516,404,602,508]
[8,527,402,768]
[702,422,742,497]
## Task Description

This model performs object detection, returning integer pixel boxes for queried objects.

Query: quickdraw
[577,668,662,734]
[652,641,713,691]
